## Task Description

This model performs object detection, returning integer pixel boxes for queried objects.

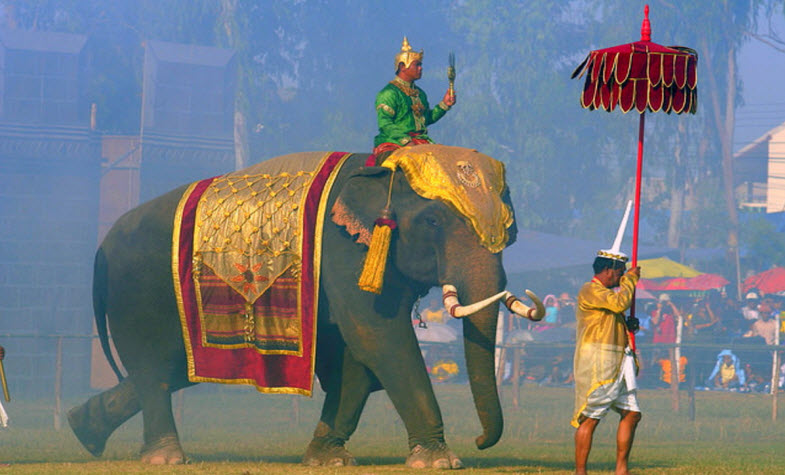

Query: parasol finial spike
[641,4,651,41]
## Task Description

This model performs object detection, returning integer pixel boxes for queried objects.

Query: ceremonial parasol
[572,5,697,268]
[743,267,785,295]
[572,4,698,348]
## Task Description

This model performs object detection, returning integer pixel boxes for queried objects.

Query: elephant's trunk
[444,285,543,447]
[462,299,502,449]
[451,279,505,450]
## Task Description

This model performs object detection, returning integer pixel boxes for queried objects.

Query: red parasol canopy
[743,267,785,295]
[571,35,697,115]
[572,5,698,350]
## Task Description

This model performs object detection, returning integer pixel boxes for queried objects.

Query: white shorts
[581,351,640,420]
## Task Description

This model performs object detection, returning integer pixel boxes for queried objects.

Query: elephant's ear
[331,166,392,247]
[502,185,518,247]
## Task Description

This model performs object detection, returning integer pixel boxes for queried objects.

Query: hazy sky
[735,14,785,150]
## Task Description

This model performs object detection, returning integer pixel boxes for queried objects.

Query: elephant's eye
[425,215,441,228]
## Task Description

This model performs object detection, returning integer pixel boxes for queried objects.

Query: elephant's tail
[93,247,125,382]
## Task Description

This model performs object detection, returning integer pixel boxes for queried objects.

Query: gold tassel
[357,220,393,294]
[358,169,397,294]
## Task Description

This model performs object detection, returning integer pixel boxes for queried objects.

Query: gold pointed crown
[395,36,423,71]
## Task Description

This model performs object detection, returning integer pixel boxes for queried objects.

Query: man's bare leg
[574,415,600,475]
[615,410,641,475]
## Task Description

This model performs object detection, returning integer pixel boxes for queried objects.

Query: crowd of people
[409,283,785,393]
[490,285,785,392]
[636,288,783,391]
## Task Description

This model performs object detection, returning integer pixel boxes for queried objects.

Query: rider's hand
[443,91,456,107]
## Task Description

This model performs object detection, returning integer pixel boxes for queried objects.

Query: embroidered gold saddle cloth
[173,151,352,394]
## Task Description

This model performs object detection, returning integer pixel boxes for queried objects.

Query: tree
[445,1,629,232]
[741,216,785,270]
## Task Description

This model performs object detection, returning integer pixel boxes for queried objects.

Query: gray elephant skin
[67,145,519,469]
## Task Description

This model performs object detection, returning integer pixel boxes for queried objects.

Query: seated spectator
[657,355,687,387]
[635,302,653,343]
[719,293,746,339]
[538,355,573,386]
[743,306,778,345]
[687,297,723,342]
[651,293,679,368]
[708,349,745,390]
[652,293,678,344]
[542,294,559,326]
[741,290,761,321]
[557,292,576,327]
[744,363,768,392]
[430,359,460,383]
[421,297,448,324]
[772,295,785,333]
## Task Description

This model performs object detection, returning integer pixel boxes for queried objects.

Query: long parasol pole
[627,6,653,353]
[628,111,646,353]
[631,112,645,269]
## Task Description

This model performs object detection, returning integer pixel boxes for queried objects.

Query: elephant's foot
[67,402,112,457]
[406,441,463,470]
[140,435,186,465]
[302,437,357,467]
[68,380,141,458]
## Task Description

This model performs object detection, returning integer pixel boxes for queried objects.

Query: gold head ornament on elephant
[67,144,543,469]
[356,146,545,319]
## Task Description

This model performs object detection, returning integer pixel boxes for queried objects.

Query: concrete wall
[0,142,100,398]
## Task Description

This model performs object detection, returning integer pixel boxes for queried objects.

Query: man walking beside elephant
[372,37,456,160]
[572,249,641,475]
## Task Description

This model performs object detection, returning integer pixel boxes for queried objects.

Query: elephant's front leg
[133,372,186,465]
[336,302,463,469]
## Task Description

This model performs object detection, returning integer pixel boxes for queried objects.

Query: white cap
[746,291,759,300]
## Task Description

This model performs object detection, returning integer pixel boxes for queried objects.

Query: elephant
[67,144,543,468]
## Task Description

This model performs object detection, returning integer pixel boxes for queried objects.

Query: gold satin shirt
[571,272,639,427]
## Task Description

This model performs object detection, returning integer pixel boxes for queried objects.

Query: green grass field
[0,382,783,473]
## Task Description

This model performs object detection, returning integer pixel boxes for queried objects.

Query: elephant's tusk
[442,285,508,318]
[503,289,545,321]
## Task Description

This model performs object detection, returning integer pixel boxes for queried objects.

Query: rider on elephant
[372,37,456,159]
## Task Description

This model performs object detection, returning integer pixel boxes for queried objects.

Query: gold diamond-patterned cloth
[381,144,514,253]
[194,153,328,303]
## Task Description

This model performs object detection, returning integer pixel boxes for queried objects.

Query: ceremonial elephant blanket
[172,151,352,395]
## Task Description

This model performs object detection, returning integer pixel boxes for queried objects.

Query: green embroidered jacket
[373,77,450,147]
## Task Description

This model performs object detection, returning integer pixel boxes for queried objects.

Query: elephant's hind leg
[68,378,141,457]
[303,422,358,467]
[303,324,365,467]
[304,346,372,467]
